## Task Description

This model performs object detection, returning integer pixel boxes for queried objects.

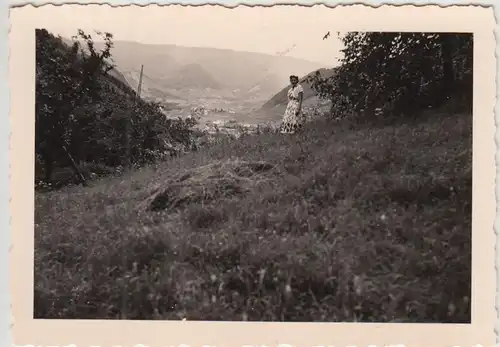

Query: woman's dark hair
[289,75,299,81]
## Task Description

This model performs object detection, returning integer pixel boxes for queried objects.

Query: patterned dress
[280,84,304,134]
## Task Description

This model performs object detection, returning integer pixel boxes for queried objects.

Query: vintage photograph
[31,5,475,323]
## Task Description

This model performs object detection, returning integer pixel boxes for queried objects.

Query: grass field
[34,109,472,322]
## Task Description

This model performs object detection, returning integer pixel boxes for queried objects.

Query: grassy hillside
[34,108,471,322]
[107,67,133,89]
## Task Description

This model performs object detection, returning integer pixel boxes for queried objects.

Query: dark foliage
[35,29,197,189]
[307,32,472,123]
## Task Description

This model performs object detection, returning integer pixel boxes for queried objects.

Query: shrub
[35,29,197,188]
[307,32,472,124]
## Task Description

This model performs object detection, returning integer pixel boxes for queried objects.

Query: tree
[308,32,473,123]
[35,28,115,183]
[36,29,198,188]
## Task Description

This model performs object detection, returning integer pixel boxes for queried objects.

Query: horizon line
[53,31,333,67]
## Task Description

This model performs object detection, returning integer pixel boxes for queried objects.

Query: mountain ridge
[105,39,328,67]
[89,39,329,100]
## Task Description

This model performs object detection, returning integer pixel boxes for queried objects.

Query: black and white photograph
[28,4,478,324]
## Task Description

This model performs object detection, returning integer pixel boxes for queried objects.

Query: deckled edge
[6,1,496,9]
[4,2,499,347]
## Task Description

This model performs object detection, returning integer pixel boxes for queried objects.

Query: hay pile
[144,159,276,212]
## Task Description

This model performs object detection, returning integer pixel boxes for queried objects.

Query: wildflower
[284,283,293,302]
[353,275,363,296]
[447,303,456,316]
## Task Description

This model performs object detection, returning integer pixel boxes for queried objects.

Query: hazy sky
[23,4,345,65]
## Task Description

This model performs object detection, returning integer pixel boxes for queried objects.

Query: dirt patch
[143,159,276,212]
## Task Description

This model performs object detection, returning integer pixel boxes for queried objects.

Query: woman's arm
[297,91,303,114]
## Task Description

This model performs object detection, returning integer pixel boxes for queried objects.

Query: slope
[161,63,222,90]
[261,67,337,110]
[35,109,471,323]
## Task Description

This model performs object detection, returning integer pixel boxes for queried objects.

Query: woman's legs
[280,121,296,134]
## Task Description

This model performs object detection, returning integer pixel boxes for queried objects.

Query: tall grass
[34,110,471,322]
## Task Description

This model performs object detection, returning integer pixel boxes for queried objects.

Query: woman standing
[280,75,304,134]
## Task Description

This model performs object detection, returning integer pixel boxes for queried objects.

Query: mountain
[162,63,221,90]
[92,40,328,100]
[107,67,133,89]
[103,41,182,79]
[63,37,331,115]
[261,67,337,110]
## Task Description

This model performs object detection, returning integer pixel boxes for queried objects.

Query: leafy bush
[308,32,472,123]
[35,29,197,188]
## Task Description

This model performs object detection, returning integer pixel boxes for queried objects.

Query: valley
[88,40,331,128]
